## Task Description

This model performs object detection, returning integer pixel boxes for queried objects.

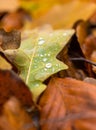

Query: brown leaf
[0,28,21,50]
[82,35,96,59]
[39,77,96,130]
[57,34,94,79]
[0,97,36,130]
[0,69,34,114]
[73,20,88,46]
[1,11,26,32]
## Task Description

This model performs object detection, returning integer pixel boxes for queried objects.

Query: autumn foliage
[39,78,96,130]
[0,0,96,130]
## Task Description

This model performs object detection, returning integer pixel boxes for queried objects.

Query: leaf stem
[70,57,96,66]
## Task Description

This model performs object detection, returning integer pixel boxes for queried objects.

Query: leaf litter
[0,1,96,130]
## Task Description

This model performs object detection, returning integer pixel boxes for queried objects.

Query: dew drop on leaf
[43,58,47,62]
[40,54,44,57]
[45,63,52,68]
[56,64,59,67]
[44,68,47,71]
[35,83,39,87]
[48,53,51,56]
[44,53,47,56]
[38,37,45,45]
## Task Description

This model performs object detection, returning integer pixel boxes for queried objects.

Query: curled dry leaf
[39,77,96,130]
[0,69,33,114]
[0,97,36,130]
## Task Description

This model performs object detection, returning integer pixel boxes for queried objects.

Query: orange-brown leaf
[0,69,33,114]
[39,77,96,130]
[0,97,36,130]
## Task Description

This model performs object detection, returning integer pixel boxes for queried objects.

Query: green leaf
[4,29,74,101]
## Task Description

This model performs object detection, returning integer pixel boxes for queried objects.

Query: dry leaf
[39,77,96,130]
[1,10,29,32]
[73,20,88,46]
[0,69,33,113]
[0,29,21,50]
[31,1,96,29]
[0,97,36,130]
[57,34,94,79]
[82,35,96,58]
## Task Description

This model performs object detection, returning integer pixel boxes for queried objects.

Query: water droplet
[48,53,51,56]
[40,54,44,57]
[38,37,45,45]
[35,83,39,87]
[44,53,47,56]
[45,63,52,68]
[56,64,59,67]
[43,58,47,62]
[44,68,47,71]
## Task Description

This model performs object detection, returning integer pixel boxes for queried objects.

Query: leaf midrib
[25,46,37,84]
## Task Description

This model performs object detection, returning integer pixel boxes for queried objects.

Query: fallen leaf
[0,97,36,130]
[31,1,96,29]
[4,29,74,101]
[57,34,94,79]
[0,28,21,50]
[73,20,88,46]
[39,77,96,130]
[0,69,33,113]
[1,10,31,32]
[67,34,95,77]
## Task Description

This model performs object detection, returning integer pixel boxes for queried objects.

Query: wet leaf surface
[4,29,74,101]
